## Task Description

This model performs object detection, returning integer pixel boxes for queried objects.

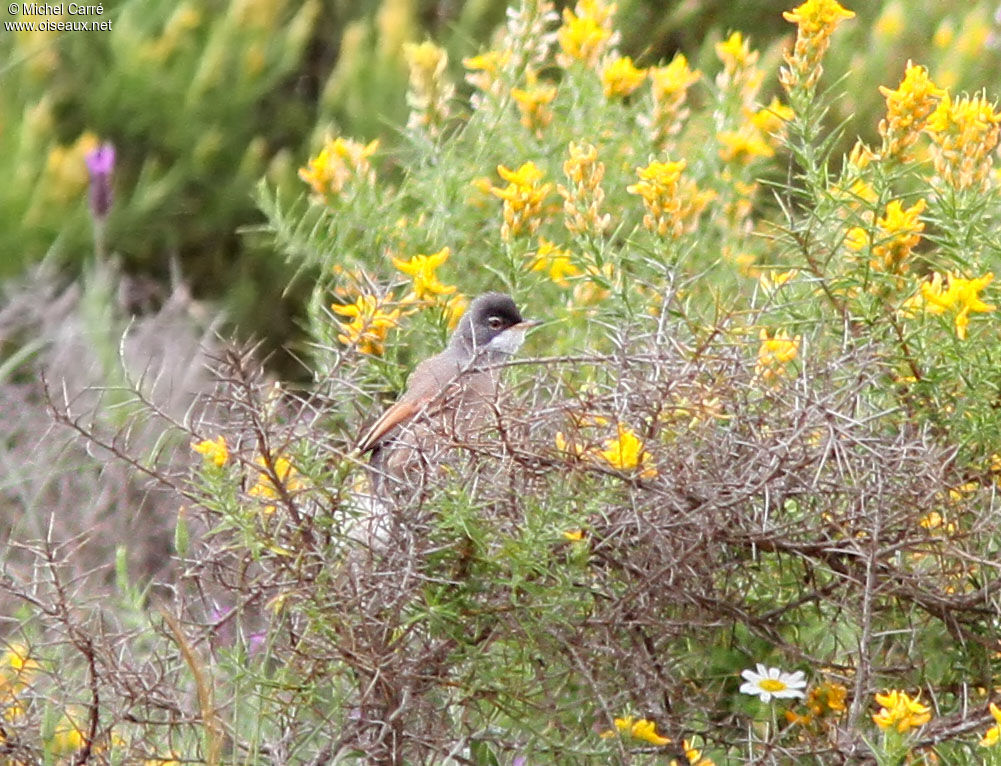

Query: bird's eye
[488,316,504,329]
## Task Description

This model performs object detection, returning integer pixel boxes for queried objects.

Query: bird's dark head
[450,292,538,357]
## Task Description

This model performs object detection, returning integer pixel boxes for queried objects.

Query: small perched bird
[358,292,539,491]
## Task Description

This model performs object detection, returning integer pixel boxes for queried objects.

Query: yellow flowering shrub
[16,0,1001,764]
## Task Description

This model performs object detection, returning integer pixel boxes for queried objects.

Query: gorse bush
[6,0,1001,763]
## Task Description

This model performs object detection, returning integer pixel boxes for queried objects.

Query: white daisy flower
[739,664,807,703]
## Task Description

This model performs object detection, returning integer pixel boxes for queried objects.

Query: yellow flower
[0,644,38,696]
[573,263,616,306]
[403,40,452,136]
[919,511,956,533]
[558,141,610,234]
[599,423,657,478]
[877,61,945,158]
[463,48,512,100]
[630,718,671,746]
[650,53,700,99]
[933,19,954,50]
[601,56,646,98]
[627,159,714,237]
[714,32,764,113]
[563,528,585,541]
[782,0,855,36]
[758,269,797,292]
[914,272,995,339]
[442,293,468,330]
[780,0,855,93]
[511,73,558,134]
[982,724,1001,747]
[41,132,99,205]
[643,53,700,148]
[529,238,580,286]
[248,454,303,514]
[874,0,904,40]
[756,329,801,383]
[490,161,554,240]
[191,435,229,467]
[681,739,716,766]
[844,227,868,252]
[332,293,401,355]
[601,715,670,746]
[298,136,379,197]
[869,198,926,272]
[981,703,1001,746]
[718,127,775,163]
[750,97,795,138]
[50,713,85,755]
[392,246,457,301]
[556,0,617,69]
[717,31,751,69]
[926,91,1001,190]
[872,690,931,733]
[463,49,511,78]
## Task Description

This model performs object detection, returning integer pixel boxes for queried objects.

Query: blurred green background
[2,0,999,372]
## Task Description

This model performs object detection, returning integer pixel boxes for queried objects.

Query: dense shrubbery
[5,0,1001,763]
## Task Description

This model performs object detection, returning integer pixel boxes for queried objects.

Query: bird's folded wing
[356,354,465,453]
[357,398,422,453]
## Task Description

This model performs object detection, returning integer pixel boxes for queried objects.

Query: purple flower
[85,142,115,220]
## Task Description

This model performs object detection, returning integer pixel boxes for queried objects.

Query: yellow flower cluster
[0,642,38,725]
[714,35,792,166]
[715,32,764,111]
[191,435,229,467]
[749,97,795,141]
[391,246,457,302]
[627,159,715,238]
[601,55,646,98]
[779,0,855,94]
[925,91,1001,190]
[463,48,513,106]
[980,702,1001,747]
[600,715,671,745]
[248,453,304,515]
[298,136,379,198]
[755,329,801,383]
[556,0,617,69]
[441,293,468,330]
[490,161,554,240]
[877,61,945,159]
[42,131,99,206]
[845,198,926,273]
[332,293,402,355]
[403,41,453,137]
[674,739,716,766]
[529,238,580,286]
[904,271,996,340]
[784,681,847,727]
[556,419,657,478]
[718,128,774,164]
[558,141,611,235]
[511,72,558,135]
[599,422,658,478]
[641,53,700,149]
[872,690,931,733]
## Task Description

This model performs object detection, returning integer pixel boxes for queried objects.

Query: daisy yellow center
[759,678,787,692]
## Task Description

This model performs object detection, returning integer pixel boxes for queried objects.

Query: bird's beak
[514,319,543,330]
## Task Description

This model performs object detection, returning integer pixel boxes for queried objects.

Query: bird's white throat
[486,327,527,355]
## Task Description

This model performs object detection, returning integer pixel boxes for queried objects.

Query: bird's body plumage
[358,292,536,491]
